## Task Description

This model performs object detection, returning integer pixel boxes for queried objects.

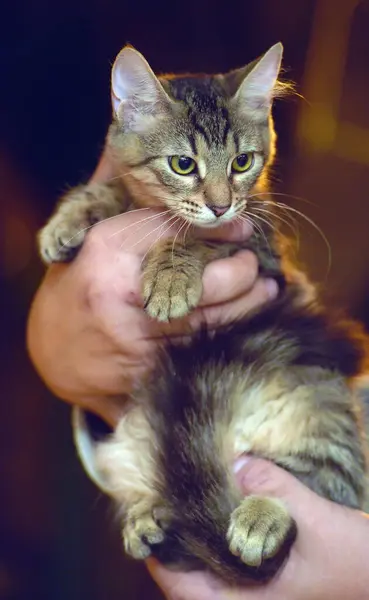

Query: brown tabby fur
[38,43,369,584]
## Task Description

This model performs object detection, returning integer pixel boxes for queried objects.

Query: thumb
[233,456,320,522]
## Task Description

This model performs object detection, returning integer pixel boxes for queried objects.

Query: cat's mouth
[182,204,241,228]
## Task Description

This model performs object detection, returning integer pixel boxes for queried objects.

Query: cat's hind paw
[227,496,296,568]
[123,505,168,560]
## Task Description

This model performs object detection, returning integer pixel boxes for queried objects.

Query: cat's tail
[142,341,295,584]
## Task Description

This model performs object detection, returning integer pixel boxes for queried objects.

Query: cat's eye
[231,153,254,173]
[169,155,197,175]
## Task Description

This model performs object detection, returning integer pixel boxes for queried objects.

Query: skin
[148,457,369,600]
[27,152,278,425]
[27,153,369,598]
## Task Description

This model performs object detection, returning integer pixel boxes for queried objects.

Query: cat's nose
[206,204,230,217]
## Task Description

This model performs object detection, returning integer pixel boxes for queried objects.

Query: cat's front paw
[227,496,296,568]
[142,266,203,322]
[39,209,88,264]
[38,185,122,264]
[123,505,167,560]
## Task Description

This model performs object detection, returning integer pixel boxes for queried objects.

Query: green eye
[231,153,254,173]
[169,155,197,175]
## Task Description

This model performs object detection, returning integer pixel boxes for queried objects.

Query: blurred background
[1,0,369,598]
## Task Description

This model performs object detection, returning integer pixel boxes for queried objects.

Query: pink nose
[206,204,230,217]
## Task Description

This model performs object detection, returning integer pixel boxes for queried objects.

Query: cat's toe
[143,287,172,322]
[227,496,296,568]
[142,271,203,322]
[38,216,87,264]
[123,509,166,560]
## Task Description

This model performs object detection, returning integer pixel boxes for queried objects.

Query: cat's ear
[111,46,172,131]
[232,43,283,118]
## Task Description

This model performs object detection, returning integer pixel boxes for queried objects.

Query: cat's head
[107,43,287,227]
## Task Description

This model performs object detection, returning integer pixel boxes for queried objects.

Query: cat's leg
[275,428,366,510]
[38,181,127,263]
[141,226,289,322]
[93,405,169,560]
[141,239,231,322]
[224,368,366,569]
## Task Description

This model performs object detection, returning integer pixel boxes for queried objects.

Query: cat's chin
[192,220,221,229]
[189,217,239,231]
[188,216,237,229]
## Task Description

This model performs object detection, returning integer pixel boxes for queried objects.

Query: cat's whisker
[109,209,172,240]
[238,214,273,258]
[249,213,275,232]
[103,169,139,184]
[251,206,299,239]
[255,199,299,225]
[249,213,277,238]
[248,191,317,207]
[273,202,331,273]
[139,217,181,268]
[237,213,264,239]
[171,220,188,268]
[124,213,179,253]
[251,206,300,253]
[250,217,274,254]
[55,209,152,255]
[250,197,331,272]
[183,222,192,248]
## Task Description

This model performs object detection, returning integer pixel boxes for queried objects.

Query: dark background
[1,0,369,598]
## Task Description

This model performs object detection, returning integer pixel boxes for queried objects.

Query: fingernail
[233,455,251,473]
[265,278,278,299]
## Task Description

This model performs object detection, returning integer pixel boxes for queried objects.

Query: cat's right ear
[111,46,173,131]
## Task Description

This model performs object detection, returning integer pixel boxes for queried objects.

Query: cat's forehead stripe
[167,77,232,147]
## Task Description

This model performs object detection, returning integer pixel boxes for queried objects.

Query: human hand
[27,152,278,426]
[148,457,369,600]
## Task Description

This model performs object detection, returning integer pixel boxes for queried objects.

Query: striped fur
[38,44,369,584]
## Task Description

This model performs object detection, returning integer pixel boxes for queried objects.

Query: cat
[38,43,369,584]
[38,43,291,320]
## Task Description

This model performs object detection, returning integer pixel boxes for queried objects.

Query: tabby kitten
[39,44,369,584]
[38,43,288,320]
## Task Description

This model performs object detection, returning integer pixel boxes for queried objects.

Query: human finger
[199,251,259,307]
[192,278,278,329]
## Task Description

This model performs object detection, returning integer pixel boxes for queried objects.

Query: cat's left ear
[111,45,173,131]
[232,43,283,119]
